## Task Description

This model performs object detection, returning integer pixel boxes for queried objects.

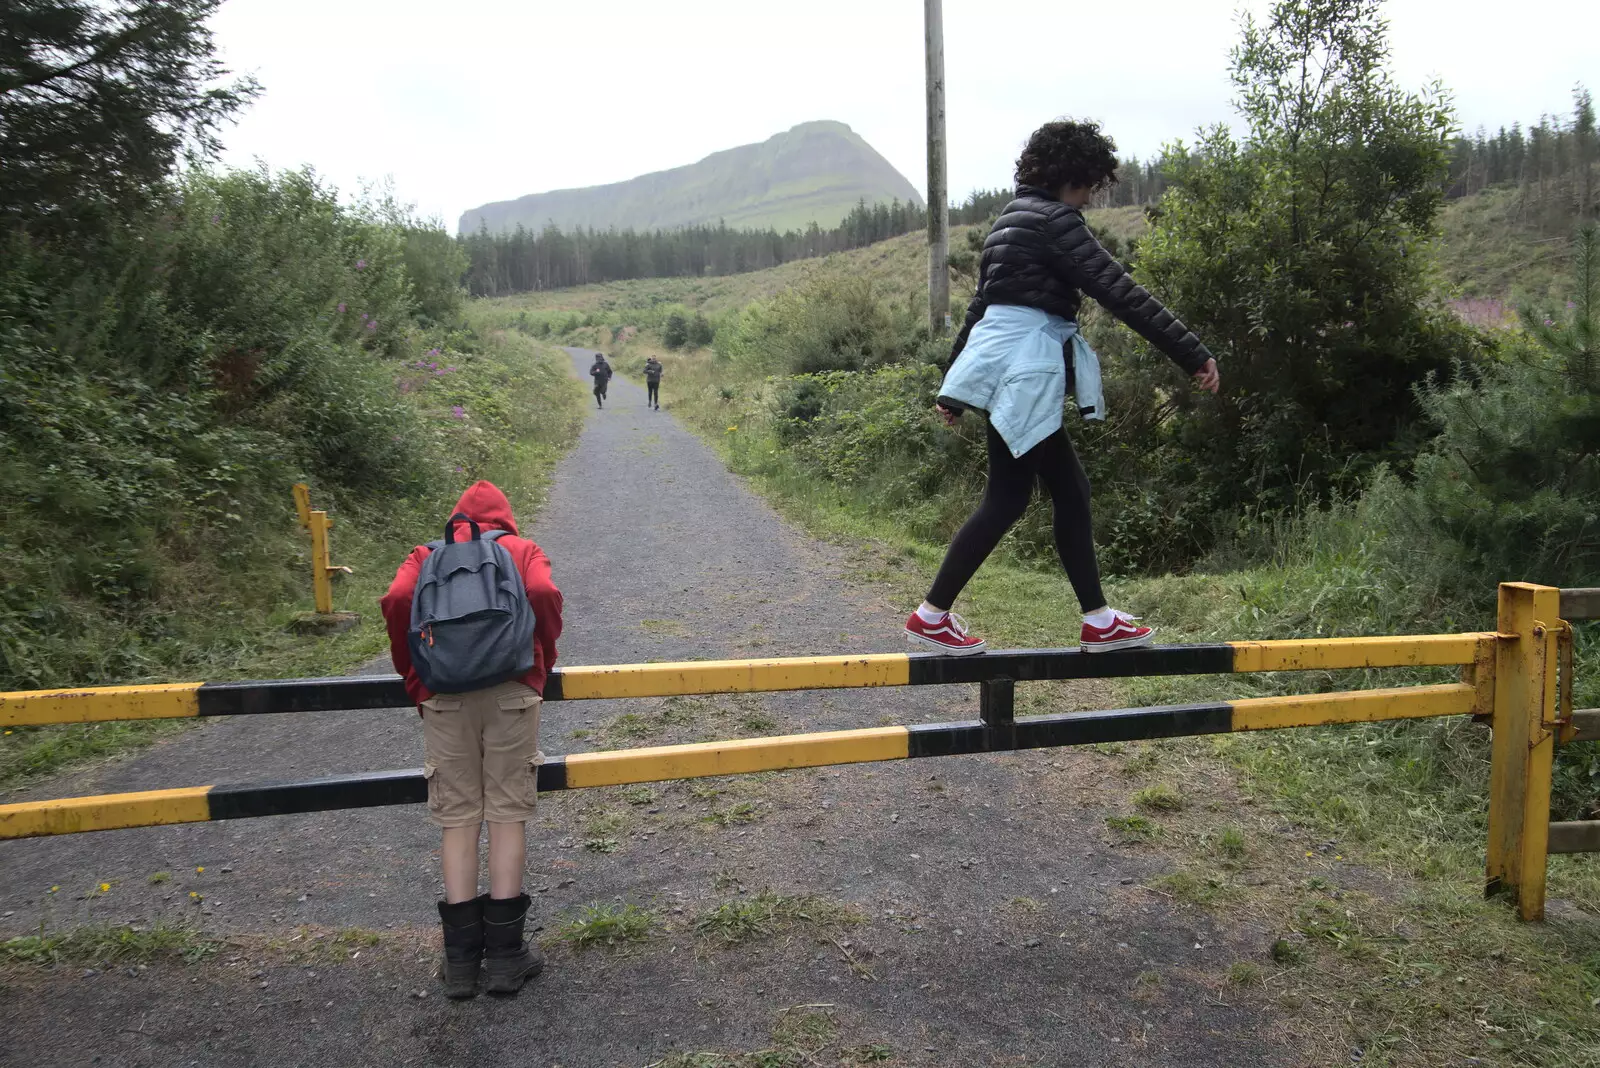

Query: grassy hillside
[1436,184,1578,307]
[459,121,923,236]
[491,206,1138,321]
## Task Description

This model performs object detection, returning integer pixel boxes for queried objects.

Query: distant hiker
[644,356,663,409]
[380,480,564,999]
[590,353,613,408]
[905,119,1220,657]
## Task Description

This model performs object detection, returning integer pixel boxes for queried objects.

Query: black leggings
[926,421,1105,613]
[647,381,659,405]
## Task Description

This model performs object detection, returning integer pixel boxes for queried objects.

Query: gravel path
[0,347,1297,1067]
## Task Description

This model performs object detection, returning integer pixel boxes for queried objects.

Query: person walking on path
[590,352,613,408]
[644,356,663,409]
[905,119,1220,657]
[380,480,564,999]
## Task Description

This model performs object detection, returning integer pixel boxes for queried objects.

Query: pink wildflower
[355,259,367,270]
[452,405,466,419]
[337,302,347,314]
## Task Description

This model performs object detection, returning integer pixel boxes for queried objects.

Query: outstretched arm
[1050,211,1213,375]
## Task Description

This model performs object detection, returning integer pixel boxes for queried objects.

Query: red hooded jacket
[379,481,563,707]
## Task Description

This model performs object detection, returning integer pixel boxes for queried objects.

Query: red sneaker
[1080,611,1154,653]
[904,610,987,655]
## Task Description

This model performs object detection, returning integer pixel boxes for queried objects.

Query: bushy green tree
[1,0,257,234]
[662,311,689,349]
[1403,226,1600,585]
[1138,0,1474,510]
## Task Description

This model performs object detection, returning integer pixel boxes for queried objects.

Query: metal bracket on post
[980,678,1016,751]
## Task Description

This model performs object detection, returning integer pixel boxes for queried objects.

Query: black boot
[482,892,544,995]
[437,896,485,999]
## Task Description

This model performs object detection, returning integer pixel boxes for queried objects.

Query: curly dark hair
[1015,119,1119,193]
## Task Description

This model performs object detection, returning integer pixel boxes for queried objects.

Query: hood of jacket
[448,480,519,537]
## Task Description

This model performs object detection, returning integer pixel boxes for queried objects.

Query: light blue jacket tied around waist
[937,304,1105,458]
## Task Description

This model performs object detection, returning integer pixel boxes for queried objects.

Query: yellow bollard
[291,485,355,627]
[1484,582,1560,920]
[308,510,335,615]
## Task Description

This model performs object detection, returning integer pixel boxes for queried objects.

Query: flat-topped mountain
[459,121,923,236]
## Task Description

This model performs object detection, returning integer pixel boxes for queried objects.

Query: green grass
[2,924,217,967]
[1131,783,1186,812]
[552,903,658,949]
[692,891,862,947]
[1105,813,1161,842]
[656,1004,892,1068]
[1436,184,1577,304]
[1148,870,1232,907]
[1226,961,1263,987]
[701,800,766,828]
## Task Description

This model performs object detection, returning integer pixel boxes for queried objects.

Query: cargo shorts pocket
[497,691,543,811]
[422,760,475,826]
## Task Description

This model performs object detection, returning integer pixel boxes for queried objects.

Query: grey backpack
[407,513,537,694]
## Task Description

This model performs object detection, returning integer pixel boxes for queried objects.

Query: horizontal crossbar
[1548,820,1600,854]
[0,635,1492,728]
[0,683,1473,839]
[1559,587,1600,622]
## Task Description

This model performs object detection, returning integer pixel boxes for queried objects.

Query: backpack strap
[443,512,480,544]
[424,528,511,552]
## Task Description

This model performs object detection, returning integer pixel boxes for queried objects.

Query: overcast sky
[209,0,1598,232]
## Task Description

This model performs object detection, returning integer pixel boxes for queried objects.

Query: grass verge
[692,891,862,947]
[1,923,218,967]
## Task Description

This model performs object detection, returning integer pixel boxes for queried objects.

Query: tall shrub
[1138,0,1475,510]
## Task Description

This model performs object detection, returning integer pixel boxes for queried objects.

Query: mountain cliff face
[459,121,923,236]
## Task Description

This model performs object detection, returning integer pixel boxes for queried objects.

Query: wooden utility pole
[925,0,948,337]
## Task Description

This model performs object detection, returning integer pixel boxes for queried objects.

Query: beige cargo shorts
[420,680,543,828]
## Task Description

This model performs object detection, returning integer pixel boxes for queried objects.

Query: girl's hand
[935,403,962,426]
[1193,358,1220,394]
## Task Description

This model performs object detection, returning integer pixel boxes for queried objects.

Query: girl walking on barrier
[905,119,1220,657]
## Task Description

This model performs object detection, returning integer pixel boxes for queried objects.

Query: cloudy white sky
[209,0,1597,232]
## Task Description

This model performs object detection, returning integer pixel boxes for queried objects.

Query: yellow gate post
[308,510,335,615]
[290,484,355,629]
[1485,582,1561,920]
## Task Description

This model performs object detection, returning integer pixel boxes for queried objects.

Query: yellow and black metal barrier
[0,583,1581,921]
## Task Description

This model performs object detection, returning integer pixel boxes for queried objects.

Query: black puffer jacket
[948,185,1212,375]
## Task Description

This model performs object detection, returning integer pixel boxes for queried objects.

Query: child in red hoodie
[380,481,563,998]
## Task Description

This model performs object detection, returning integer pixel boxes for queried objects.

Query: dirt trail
[0,348,1298,1067]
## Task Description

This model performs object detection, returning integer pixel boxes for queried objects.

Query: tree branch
[0,17,163,97]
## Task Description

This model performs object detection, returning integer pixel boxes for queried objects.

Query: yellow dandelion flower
[48,885,59,893]
[196,866,205,873]
[189,891,200,899]
[1304,851,1313,857]
[4,729,11,735]
[99,882,111,892]
[725,425,738,432]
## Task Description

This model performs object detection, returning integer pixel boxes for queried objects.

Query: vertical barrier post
[980,678,1016,751]
[308,510,335,615]
[1485,582,1560,920]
